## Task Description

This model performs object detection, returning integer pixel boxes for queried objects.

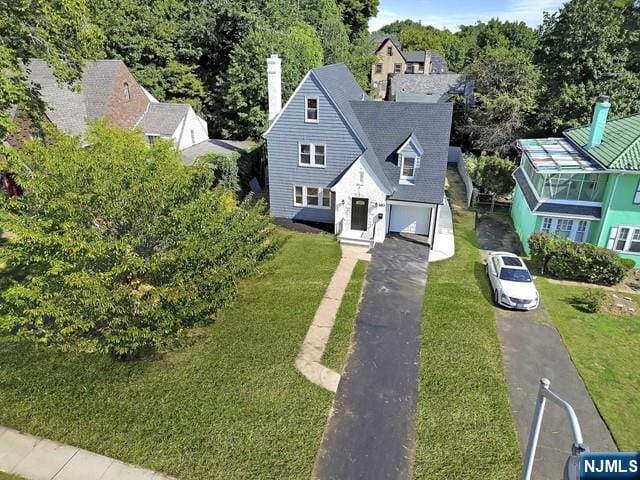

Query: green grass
[414,169,521,479]
[0,231,341,480]
[536,279,640,450]
[322,260,367,373]
[0,472,26,480]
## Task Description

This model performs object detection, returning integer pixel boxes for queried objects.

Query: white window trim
[399,154,417,184]
[541,217,590,243]
[611,225,640,254]
[304,96,319,123]
[634,179,640,204]
[293,185,331,209]
[298,142,326,168]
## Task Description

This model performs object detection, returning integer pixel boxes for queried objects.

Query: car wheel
[494,289,500,306]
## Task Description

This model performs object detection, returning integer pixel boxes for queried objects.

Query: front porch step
[338,236,372,247]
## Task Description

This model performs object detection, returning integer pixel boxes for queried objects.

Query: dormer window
[305,97,318,123]
[123,82,130,101]
[401,156,416,182]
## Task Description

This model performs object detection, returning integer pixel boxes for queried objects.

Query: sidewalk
[0,426,175,480]
[295,244,371,393]
[429,198,454,262]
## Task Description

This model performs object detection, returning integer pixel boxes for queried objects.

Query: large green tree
[336,0,379,40]
[0,0,103,136]
[0,123,274,360]
[300,0,350,64]
[465,46,540,154]
[537,0,640,131]
[220,23,323,138]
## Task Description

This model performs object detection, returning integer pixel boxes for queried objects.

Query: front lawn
[0,230,340,480]
[536,279,640,450]
[414,169,521,479]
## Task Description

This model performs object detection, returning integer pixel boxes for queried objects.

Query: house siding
[511,184,540,254]
[266,74,364,225]
[595,173,640,266]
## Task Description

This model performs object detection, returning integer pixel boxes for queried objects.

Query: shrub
[620,258,636,272]
[197,152,241,193]
[0,122,276,360]
[579,288,607,313]
[528,232,627,286]
[465,153,515,196]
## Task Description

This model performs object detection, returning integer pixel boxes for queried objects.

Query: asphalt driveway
[312,235,429,480]
[476,213,617,479]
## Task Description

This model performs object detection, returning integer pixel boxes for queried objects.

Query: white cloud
[369,0,566,32]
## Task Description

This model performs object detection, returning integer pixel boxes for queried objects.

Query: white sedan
[485,252,539,310]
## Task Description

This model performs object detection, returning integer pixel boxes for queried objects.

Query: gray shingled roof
[138,103,189,136]
[349,101,453,203]
[371,33,403,55]
[404,51,426,63]
[513,168,602,219]
[428,51,448,73]
[22,59,124,137]
[180,139,254,166]
[391,74,466,102]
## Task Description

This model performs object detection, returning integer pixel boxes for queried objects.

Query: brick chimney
[267,54,282,123]
[586,95,611,149]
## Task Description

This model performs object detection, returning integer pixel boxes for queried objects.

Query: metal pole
[521,378,551,480]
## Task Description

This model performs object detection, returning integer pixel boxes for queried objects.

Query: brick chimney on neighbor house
[586,95,611,149]
[267,54,282,123]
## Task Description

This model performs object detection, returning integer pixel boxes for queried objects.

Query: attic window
[123,82,130,101]
[305,97,318,123]
[387,46,393,56]
[400,155,417,184]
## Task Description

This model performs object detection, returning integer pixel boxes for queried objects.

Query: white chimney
[267,54,282,123]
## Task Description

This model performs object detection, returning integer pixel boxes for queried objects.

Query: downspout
[596,172,623,247]
[430,203,440,250]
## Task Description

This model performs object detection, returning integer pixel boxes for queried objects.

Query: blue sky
[369,0,566,32]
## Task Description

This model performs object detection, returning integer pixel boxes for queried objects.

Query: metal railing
[522,378,589,480]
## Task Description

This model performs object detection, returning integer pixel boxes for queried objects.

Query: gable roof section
[564,114,640,171]
[391,73,465,102]
[396,133,424,157]
[350,101,453,204]
[404,51,426,63]
[23,59,122,137]
[372,34,403,56]
[138,103,189,136]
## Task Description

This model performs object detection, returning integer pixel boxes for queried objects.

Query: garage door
[389,204,431,235]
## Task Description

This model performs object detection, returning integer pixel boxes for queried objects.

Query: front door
[351,197,368,231]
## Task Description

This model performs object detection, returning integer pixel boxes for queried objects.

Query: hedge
[528,232,632,286]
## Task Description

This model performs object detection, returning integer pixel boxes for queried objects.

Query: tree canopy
[0,123,274,359]
[0,0,103,136]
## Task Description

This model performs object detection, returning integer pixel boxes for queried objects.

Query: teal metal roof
[564,114,640,171]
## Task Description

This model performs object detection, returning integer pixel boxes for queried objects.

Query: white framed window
[375,63,383,74]
[634,180,640,204]
[387,46,392,56]
[293,185,331,209]
[299,143,325,167]
[400,155,416,183]
[541,217,589,243]
[394,63,402,74]
[305,97,319,123]
[612,226,640,253]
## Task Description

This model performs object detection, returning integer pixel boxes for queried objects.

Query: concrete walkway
[295,244,371,393]
[312,236,429,480]
[0,426,175,480]
[429,197,455,262]
[475,213,617,479]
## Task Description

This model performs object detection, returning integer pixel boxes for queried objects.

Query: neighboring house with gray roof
[391,73,475,107]
[6,59,209,152]
[264,56,453,248]
[369,34,451,99]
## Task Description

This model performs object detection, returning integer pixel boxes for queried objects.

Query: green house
[511,97,640,266]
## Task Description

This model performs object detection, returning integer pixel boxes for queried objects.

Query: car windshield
[499,267,532,282]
